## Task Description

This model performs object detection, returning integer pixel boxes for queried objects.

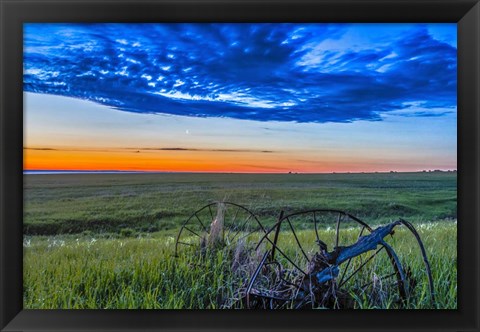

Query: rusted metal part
[242,213,434,309]
[174,201,266,257]
[398,218,436,306]
[175,204,436,309]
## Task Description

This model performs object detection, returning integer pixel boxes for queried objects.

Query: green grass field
[23,172,457,309]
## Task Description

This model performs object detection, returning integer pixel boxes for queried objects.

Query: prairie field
[23,172,457,309]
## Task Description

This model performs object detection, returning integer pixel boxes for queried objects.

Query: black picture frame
[1,0,479,331]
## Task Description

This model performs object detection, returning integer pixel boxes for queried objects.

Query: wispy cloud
[24,147,58,151]
[24,146,274,153]
[24,23,456,123]
[129,147,274,153]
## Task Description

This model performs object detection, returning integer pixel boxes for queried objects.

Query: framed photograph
[1,0,479,331]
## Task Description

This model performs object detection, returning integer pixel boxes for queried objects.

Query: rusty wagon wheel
[243,210,435,309]
[175,201,266,258]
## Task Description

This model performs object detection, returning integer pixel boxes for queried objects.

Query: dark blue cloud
[23,23,456,123]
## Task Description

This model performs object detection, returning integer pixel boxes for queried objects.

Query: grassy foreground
[23,222,456,309]
[23,172,457,309]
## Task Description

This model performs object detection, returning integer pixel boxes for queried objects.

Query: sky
[23,23,457,173]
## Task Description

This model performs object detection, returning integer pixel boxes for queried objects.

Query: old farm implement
[175,202,435,309]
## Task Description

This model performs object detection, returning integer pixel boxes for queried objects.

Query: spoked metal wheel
[175,201,266,258]
[244,210,435,309]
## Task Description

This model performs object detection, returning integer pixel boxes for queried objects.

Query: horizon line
[23,169,458,175]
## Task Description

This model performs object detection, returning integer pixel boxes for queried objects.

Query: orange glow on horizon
[23,147,454,174]
[24,148,289,173]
